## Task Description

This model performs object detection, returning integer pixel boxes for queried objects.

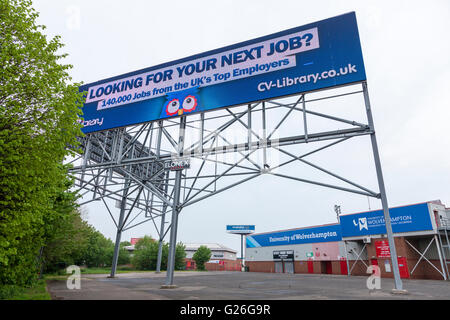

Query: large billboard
[339,202,434,238]
[79,12,366,133]
[246,224,342,248]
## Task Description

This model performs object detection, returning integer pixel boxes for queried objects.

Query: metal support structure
[70,81,399,287]
[165,116,186,286]
[343,240,351,276]
[405,237,447,280]
[241,234,244,270]
[109,179,130,278]
[436,225,450,279]
[156,171,170,273]
[348,243,368,275]
[155,124,166,274]
[362,81,403,291]
[434,235,448,280]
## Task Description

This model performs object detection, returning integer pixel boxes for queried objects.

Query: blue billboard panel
[340,202,433,238]
[79,12,366,133]
[246,224,341,248]
[226,225,255,234]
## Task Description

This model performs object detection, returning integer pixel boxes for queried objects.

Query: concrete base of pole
[107,275,116,279]
[160,285,178,289]
[391,289,409,295]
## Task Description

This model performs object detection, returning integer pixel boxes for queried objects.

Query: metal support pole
[241,234,244,270]
[247,104,252,151]
[199,113,204,155]
[343,240,350,276]
[155,122,165,273]
[302,94,308,142]
[109,179,130,278]
[262,102,267,168]
[435,235,447,280]
[156,121,163,159]
[362,81,404,291]
[164,116,186,287]
[436,232,450,279]
[117,128,125,164]
[155,211,166,273]
[156,171,170,273]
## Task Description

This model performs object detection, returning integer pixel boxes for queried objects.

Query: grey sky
[33,0,450,256]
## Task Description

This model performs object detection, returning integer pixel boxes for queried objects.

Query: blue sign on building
[226,225,255,234]
[339,202,433,238]
[79,12,366,133]
[246,224,342,248]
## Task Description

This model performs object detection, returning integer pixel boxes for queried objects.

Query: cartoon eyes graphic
[160,87,201,119]
[166,99,180,116]
[165,95,198,116]
[182,95,197,112]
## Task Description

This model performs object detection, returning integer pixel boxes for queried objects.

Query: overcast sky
[33,0,450,256]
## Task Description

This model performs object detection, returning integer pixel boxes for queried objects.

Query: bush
[117,265,134,271]
[131,236,186,271]
[0,285,25,300]
[192,246,211,271]
[80,230,114,268]
[131,236,159,270]
[105,246,131,267]
[175,243,187,271]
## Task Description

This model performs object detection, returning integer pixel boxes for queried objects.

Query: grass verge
[0,279,51,300]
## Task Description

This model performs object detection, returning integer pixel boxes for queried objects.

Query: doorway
[321,261,332,274]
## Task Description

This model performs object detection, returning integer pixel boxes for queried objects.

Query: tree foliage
[39,197,90,274]
[0,0,84,286]
[192,246,211,271]
[40,208,130,272]
[131,236,186,271]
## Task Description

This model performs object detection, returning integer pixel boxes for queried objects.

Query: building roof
[184,243,237,253]
[123,242,237,253]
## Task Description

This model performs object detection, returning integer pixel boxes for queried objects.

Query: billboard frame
[70,13,404,291]
[70,80,404,291]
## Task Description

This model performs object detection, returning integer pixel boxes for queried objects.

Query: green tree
[131,236,158,270]
[120,241,131,248]
[39,207,90,274]
[175,243,187,270]
[81,229,114,268]
[192,246,211,271]
[0,0,84,286]
[131,236,186,271]
[105,245,131,267]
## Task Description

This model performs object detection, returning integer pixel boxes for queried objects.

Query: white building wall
[246,240,367,262]
[429,202,448,229]
[340,240,368,260]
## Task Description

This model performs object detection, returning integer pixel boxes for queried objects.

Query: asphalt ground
[46,271,450,300]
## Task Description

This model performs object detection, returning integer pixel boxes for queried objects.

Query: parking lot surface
[47,271,450,300]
